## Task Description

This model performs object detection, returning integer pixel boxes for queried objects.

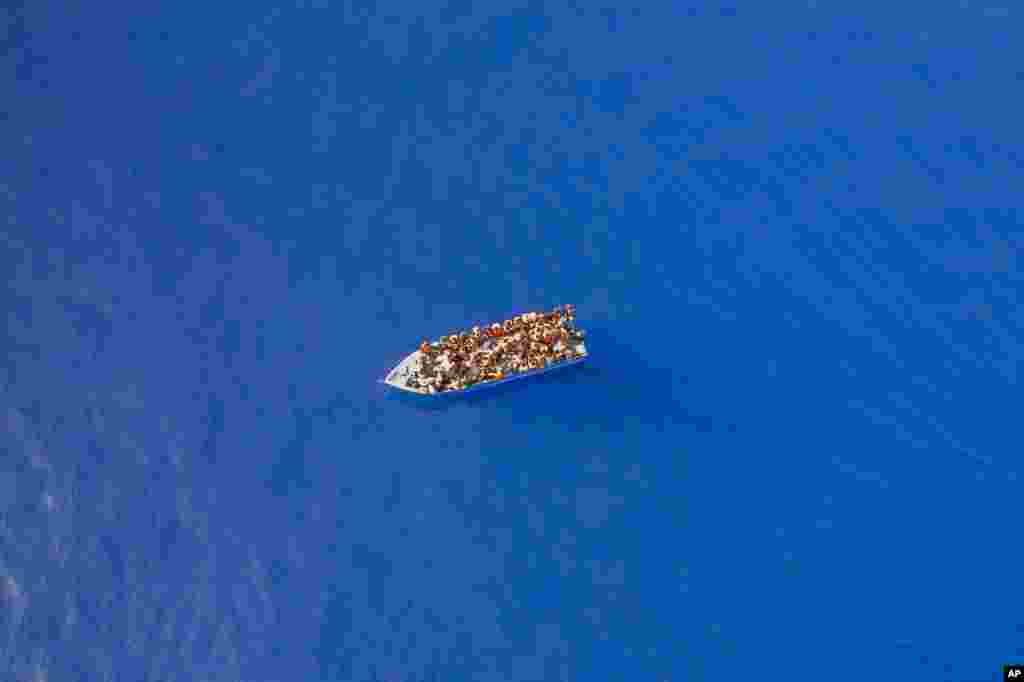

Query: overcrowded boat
[381,304,587,396]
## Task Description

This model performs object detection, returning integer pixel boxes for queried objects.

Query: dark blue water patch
[266,407,312,498]
[198,393,225,464]
[4,303,42,367]
[0,2,30,57]
[428,0,553,74]
[157,517,183,563]
[195,275,243,369]
[687,155,765,202]
[58,293,115,353]
[100,534,125,583]
[85,434,106,467]
[268,556,290,589]
[350,541,395,589]
[4,3,52,91]
[18,593,64,648]
[485,511,689,680]
[313,582,355,681]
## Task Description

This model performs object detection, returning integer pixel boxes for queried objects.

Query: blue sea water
[2,1,1022,680]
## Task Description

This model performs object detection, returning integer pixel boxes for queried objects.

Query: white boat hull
[381,342,588,397]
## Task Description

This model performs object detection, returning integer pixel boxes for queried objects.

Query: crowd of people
[404,304,586,393]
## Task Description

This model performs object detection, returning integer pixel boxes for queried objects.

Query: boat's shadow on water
[381,327,734,435]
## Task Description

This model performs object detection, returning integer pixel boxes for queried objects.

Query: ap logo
[1005,664,1024,681]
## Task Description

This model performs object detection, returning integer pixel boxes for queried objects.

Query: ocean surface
[2,2,1022,680]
